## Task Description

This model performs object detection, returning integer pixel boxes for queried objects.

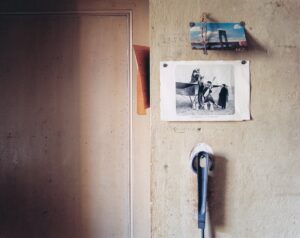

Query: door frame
[0,10,134,238]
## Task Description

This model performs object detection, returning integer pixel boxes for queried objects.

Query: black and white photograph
[160,61,250,121]
[176,64,234,116]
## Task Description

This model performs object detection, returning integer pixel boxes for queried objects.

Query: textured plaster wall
[150,0,300,237]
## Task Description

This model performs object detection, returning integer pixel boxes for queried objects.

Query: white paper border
[160,60,250,121]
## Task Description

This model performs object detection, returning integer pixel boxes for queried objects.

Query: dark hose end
[198,220,205,229]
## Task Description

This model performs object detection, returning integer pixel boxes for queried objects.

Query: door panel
[79,15,130,238]
[0,13,130,238]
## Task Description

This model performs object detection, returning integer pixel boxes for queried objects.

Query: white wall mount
[189,143,214,173]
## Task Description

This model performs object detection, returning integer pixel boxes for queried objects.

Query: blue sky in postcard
[190,23,246,43]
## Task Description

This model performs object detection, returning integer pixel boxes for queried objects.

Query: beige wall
[150,0,300,237]
[0,1,150,238]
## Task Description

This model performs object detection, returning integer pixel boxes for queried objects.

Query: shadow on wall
[204,14,269,56]
[0,10,84,238]
[245,29,269,55]
[207,155,228,238]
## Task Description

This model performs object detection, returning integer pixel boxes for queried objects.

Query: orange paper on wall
[133,45,150,115]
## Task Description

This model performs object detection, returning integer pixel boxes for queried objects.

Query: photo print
[160,61,250,121]
[189,22,248,50]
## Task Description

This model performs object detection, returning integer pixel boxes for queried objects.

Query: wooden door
[0,12,131,238]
